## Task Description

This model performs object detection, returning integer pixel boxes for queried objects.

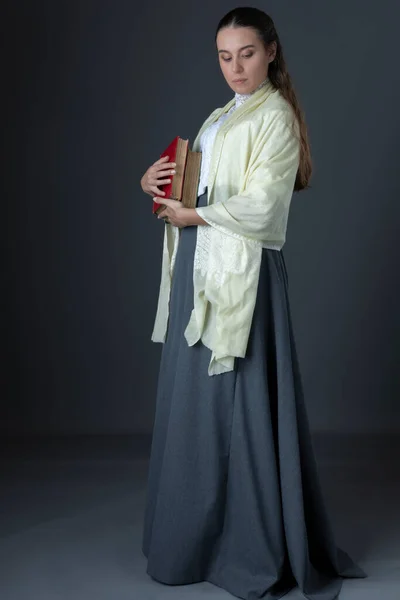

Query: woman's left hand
[154,197,188,227]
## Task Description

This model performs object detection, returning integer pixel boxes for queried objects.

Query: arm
[183,208,208,226]
[195,111,301,241]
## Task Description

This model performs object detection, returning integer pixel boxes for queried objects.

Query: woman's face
[216,26,276,95]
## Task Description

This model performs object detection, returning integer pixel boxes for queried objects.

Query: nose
[231,58,243,74]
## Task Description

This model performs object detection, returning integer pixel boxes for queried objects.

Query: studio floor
[0,433,399,600]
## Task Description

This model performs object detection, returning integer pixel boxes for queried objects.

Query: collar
[192,78,276,152]
[234,77,270,109]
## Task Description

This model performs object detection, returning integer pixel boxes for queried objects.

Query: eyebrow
[218,44,256,53]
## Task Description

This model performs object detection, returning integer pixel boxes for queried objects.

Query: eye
[220,53,254,62]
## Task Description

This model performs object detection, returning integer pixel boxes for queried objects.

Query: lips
[233,79,247,83]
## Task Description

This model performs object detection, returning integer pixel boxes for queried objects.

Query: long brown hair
[215,7,312,192]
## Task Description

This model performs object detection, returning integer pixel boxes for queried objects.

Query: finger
[150,176,172,185]
[153,157,177,169]
[154,197,172,206]
[154,162,176,170]
[154,155,170,165]
[157,209,169,220]
[154,168,176,177]
[155,164,177,172]
[151,187,166,196]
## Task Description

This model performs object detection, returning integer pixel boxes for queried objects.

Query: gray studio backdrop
[2,0,399,435]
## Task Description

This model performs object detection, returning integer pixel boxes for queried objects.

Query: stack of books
[152,136,202,215]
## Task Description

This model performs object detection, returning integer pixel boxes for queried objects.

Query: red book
[152,136,202,215]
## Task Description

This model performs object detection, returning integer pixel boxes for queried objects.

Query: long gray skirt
[142,189,366,600]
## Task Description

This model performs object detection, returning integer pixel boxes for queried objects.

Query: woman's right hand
[140,155,177,198]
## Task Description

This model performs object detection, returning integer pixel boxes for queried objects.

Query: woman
[140,7,367,600]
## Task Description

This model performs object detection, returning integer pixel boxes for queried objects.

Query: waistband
[198,186,208,198]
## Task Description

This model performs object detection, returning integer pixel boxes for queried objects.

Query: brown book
[152,136,202,215]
